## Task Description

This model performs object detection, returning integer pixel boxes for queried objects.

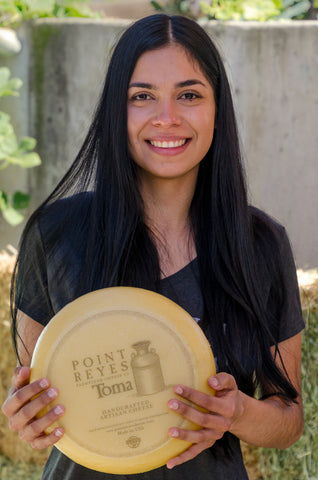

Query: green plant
[151,0,194,16]
[201,0,279,20]
[0,67,41,225]
[151,0,314,19]
[0,0,98,28]
[200,0,312,21]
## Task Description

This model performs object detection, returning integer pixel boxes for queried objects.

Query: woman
[2,14,304,479]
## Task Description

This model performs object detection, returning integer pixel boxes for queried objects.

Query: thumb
[208,372,237,391]
[12,366,31,391]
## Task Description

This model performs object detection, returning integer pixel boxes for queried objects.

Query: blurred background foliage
[0,67,41,225]
[151,0,318,20]
[0,0,99,27]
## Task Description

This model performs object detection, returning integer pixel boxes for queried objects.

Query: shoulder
[249,206,298,288]
[39,192,94,227]
[36,192,94,244]
[249,206,292,259]
[250,208,304,341]
[250,206,285,238]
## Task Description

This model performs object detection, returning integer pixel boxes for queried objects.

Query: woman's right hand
[1,365,65,449]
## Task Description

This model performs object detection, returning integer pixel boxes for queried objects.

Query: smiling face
[127,44,216,186]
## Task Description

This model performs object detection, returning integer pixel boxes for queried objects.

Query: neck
[138,174,198,276]
[140,176,195,232]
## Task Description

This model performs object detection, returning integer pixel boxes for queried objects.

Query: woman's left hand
[166,372,244,469]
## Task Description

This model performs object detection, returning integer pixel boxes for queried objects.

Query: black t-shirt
[17,197,304,480]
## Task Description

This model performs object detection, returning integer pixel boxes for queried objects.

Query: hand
[166,372,243,469]
[1,366,65,449]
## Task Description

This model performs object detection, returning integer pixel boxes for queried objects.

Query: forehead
[130,44,208,84]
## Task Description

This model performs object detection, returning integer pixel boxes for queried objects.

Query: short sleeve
[269,227,305,343]
[16,219,55,325]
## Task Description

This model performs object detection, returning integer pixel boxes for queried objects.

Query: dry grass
[243,269,318,480]
[0,247,50,466]
[0,453,42,480]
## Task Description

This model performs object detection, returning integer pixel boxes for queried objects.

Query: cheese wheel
[30,287,216,474]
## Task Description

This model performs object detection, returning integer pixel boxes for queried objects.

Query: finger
[167,442,212,469]
[19,404,65,443]
[3,378,51,418]
[30,427,64,450]
[8,386,59,431]
[208,373,237,393]
[173,384,216,411]
[168,426,223,445]
[168,398,231,431]
[12,366,31,391]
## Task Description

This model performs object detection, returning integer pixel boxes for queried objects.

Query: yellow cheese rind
[30,287,216,474]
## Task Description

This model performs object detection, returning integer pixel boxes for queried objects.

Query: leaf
[0,111,14,135]
[278,0,311,18]
[0,67,22,97]
[0,123,18,160]
[0,190,24,225]
[2,203,24,225]
[12,191,30,210]
[0,111,41,167]
[150,1,164,11]
[6,151,41,168]
[17,136,37,152]
[0,190,8,206]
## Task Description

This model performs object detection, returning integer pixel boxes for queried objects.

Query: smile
[148,139,187,148]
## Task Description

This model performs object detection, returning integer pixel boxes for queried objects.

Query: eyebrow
[128,79,207,90]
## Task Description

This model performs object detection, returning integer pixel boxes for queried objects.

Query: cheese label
[31,287,215,473]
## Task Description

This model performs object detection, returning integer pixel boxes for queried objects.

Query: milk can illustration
[131,340,165,395]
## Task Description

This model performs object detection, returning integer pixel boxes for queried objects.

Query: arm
[166,332,303,469]
[230,332,303,447]
[1,311,65,449]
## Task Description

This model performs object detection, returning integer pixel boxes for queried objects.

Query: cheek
[127,109,147,146]
[127,117,137,151]
[199,111,215,151]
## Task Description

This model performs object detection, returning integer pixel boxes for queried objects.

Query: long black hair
[12,14,298,406]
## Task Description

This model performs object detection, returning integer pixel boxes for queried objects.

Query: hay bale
[0,247,50,465]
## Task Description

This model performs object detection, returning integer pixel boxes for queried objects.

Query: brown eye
[180,92,201,100]
[132,93,152,101]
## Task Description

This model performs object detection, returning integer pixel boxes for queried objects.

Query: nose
[151,98,181,127]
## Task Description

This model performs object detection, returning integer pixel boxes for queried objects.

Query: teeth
[150,139,186,148]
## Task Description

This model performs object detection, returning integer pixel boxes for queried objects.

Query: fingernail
[209,377,218,388]
[169,401,179,410]
[175,386,183,395]
[54,405,64,416]
[47,388,58,399]
[54,428,63,438]
[39,378,49,389]
[169,429,179,438]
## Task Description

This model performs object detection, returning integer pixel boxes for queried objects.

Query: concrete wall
[0,18,317,267]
